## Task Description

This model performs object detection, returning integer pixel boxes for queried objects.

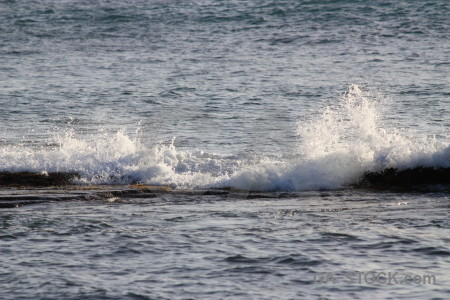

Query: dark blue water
[0,0,449,299]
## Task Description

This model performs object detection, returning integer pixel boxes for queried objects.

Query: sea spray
[0,129,235,187]
[0,85,448,190]
[223,84,449,191]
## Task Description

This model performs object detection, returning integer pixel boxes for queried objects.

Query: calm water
[0,0,449,299]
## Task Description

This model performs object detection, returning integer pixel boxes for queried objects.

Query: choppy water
[0,0,449,299]
[1,191,449,300]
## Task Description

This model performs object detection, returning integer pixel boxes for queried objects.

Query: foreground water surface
[1,189,449,299]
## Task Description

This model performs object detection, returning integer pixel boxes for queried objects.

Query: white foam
[0,85,448,191]
[218,84,449,191]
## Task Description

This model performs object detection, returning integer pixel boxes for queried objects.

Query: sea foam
[221,84,449,191]
[0,85,448,191]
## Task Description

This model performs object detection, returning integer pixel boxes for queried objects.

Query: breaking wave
[0,85,448,191]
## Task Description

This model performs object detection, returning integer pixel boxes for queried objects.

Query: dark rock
[0,171,79,186]
[358,167,450,188]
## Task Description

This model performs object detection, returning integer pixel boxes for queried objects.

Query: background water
[0,0,449,299]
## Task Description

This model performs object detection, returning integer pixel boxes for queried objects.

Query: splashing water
[223,84,449,191]
[0,85,448,191]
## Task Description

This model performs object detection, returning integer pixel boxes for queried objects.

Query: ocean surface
[0,0,449,299]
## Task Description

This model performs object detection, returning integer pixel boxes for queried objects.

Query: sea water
[0,0,449,299]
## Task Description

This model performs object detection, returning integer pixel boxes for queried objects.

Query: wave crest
[0,85,448,191]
